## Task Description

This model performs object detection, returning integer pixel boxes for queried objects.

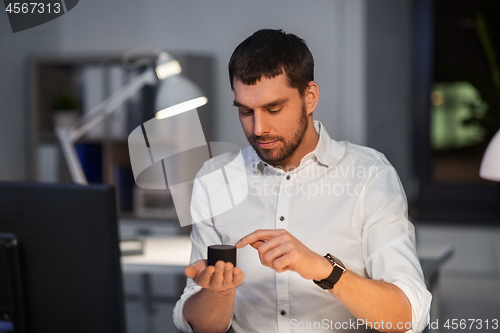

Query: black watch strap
[313,254,346,290]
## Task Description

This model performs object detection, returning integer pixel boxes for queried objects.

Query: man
[173,29,431,333]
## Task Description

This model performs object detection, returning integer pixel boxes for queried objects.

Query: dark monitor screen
[0,237,13,315]
[0,182,125,333]
[0,233,23,333]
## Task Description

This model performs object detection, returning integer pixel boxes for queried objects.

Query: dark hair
[228,29,314,95]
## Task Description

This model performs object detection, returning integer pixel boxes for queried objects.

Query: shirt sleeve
[360,160,432,333]
[172,173,233,332]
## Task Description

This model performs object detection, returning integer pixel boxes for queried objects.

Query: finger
[261,243,289,269]
[249,240,266,249]
[222,262,234,288]
[232,267,245,286]
[209,260,225,289]
[184,259,207,279]
[194,264,215,287]
[272,254,292,273]
[256,233,291,265]
[256,232,289,255]
[236,229,280,248]
[235,229,285,248]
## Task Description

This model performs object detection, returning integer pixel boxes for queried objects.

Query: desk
[121,236,191,333]
[122,236,191,275]
[122,237,453,333]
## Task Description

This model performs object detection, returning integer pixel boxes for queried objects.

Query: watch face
[313,253,346,290]
[328,254,345,269]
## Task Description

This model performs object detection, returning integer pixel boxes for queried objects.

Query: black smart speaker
[207,245,237,267]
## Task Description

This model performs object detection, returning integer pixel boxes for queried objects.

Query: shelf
[28,52,215,225]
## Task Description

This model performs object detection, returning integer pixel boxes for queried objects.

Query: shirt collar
[250,120,346,173]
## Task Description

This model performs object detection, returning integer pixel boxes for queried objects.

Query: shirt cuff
[389,275,432,333]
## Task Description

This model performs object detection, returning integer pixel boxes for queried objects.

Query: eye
[267,107,282,113]
[239,108,253,116]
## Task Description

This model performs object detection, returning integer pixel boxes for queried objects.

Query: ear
[304,81,319,116]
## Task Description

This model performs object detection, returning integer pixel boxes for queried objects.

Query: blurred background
[1,0,499,332]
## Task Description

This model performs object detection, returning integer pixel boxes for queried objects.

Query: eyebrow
[233,98,289,109]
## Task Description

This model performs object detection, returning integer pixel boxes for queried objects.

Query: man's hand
[183,260,244,332]
[235,229,332,281]
[185,259,245,292]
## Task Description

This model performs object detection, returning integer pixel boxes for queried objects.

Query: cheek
[280,111,300,128]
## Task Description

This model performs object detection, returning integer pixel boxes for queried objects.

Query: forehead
[233,74,300,107]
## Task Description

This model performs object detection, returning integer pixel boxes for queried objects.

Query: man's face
[233,74,310,166]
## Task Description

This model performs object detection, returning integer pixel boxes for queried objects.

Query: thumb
[184,259,207,279]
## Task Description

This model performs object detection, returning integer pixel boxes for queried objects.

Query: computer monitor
[0,182,125,333]
[0,233,24,333]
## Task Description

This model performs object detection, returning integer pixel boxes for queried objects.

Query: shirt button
[280,310,286,316]
[279,216,285,221]
[286,175,290,180]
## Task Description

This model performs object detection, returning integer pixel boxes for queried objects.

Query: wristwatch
[313,253,346,290]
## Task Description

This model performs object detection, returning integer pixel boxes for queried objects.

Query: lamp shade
[480,129,500,181]
[155,75,207,119]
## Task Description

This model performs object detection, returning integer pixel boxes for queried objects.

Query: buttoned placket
[275,168,292,333]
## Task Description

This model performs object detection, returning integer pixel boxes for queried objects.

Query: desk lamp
[56,52,207,185]
[480,129,500,181]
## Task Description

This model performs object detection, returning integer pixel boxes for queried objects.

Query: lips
[257,140,278,149]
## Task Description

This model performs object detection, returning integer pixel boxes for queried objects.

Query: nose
[253,110,270,137]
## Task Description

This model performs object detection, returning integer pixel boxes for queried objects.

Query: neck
[271,118,319,171]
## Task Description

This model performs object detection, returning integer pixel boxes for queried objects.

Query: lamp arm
[70,68,157,142]
[56,67,157,185]
[56,126,88,185]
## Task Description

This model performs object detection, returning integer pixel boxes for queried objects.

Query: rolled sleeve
[361,163,432,333]
[390,275,432,333]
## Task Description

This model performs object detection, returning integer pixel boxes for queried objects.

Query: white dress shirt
[173,121,431,333]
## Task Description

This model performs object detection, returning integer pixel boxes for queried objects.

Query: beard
[245,102,309,165]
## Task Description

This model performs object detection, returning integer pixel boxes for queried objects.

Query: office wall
[365,0,414,192]
[2,0,415,189]
[55,0,367,155]
[0,17,60,180]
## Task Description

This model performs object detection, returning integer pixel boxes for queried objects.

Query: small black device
[313,253,346,290]
[207,245,237,267]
